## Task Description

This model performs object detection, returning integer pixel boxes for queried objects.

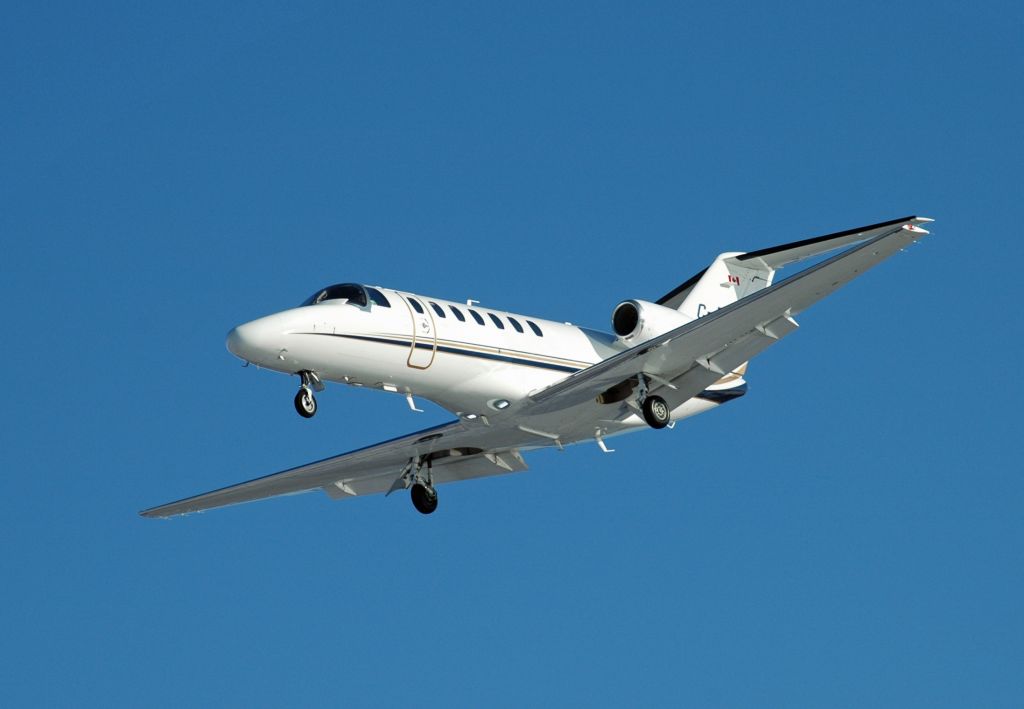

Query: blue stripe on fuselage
[297,332,584,373]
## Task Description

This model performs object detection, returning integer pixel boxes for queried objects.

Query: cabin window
[449,306,466,322]
[507,317,524,333]
[430,302,446,318]
[366,287,391,307]
[488,313,505,329]
[527,320,543,336]
[408,298,425,314]
[469,309,485,325]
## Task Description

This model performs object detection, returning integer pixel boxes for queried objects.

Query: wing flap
[434,449,529,483]
[698,329,781,376]
[324,448,529,500]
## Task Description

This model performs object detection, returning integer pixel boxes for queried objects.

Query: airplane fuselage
[226,284,730,432]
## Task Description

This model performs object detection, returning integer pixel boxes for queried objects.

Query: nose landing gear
[294,387,317,418]
[294,371,323,418]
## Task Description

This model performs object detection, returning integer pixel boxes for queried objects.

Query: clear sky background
[2,2,1022,706]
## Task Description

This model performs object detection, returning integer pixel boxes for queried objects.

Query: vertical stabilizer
[675,252,775,323]
[672,252,775,385]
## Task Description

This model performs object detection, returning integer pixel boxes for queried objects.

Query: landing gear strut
[387,455,440,514]
[405,456,439,514]
[294,371,319,418]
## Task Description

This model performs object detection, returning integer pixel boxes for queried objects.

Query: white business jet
[142,216,931,518]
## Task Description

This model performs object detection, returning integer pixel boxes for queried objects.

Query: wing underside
[140,420,537,517]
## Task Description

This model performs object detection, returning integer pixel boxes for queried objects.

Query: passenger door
[401,295,437,369]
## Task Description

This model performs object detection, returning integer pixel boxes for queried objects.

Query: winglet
[906,216,934,234]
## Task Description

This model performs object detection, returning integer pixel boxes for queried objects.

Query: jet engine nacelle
[611,299,690,345]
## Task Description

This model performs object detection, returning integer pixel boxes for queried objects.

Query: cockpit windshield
[301,283,368,307]
[300,283,392,308]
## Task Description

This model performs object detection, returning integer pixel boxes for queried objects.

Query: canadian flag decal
[727,274,740,285]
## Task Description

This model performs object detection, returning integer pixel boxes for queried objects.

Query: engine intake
[611,299,690,344]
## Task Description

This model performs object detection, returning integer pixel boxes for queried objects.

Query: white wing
[140,419,539,517]
[521,216,931,419]
[655,214,924,309]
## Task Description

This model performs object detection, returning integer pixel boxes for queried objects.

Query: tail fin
[667,253,774,385]
[673,252,775,323]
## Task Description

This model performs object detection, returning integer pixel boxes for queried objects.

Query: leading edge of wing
[139,420,463,518]
[655,267,708,310]
[529,216,930,410]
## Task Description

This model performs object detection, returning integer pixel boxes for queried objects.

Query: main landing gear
[293,371,321,418]
[641,395,671,429]
[411,482,438,515]
[389,456,439,514]
[635,374,672,429]
[410,456,439,515]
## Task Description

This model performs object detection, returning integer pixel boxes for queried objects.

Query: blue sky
[2,1,1022,706]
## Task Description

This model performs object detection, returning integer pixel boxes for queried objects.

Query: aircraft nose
[225,311,302,366]
[226,326,241,356]
[226,323,254,360]
[226,319,275,363]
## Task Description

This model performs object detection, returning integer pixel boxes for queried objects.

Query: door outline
[400,294,437,369]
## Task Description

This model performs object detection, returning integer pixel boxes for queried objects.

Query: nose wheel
[293,371,323,418]
[294,387,317,418]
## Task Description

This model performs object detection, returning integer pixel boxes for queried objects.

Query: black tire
[642,395,671,429]
[410,483,438,515]
[294,388,317,418]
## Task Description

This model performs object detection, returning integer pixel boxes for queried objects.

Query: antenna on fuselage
[466,299,479,306]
